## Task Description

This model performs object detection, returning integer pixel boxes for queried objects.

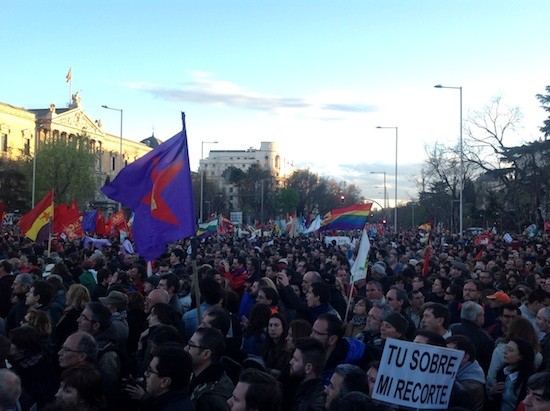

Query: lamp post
[376,126,398,234]
[101,105,123,172]
[370,171,388,209]
[200,141,218,222]
[434,84,463,237]
[370,171,387,219]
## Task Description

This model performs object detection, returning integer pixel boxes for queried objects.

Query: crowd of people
[0,226,550,411]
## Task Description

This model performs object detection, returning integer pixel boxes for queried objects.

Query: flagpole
[344,282,355,323]
[190,237,202,323]
[47,231,52,257]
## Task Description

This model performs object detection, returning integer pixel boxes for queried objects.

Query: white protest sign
[324,236,351,246]
[372,338,464,409]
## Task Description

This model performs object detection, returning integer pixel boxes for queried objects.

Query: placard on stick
[372,338,464,409]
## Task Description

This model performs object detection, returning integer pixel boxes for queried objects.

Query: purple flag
[101,113,196,260]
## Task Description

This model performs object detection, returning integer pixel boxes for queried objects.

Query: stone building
[0,94,153,209]
[200,141,295,210]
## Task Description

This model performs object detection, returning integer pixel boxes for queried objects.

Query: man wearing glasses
[141,343,195,411]
[185,327,234,410]
[57,331,98,371]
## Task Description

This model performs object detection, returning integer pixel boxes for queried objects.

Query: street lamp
[101,105,123,172]
[376,126,398,234]
[434,84,463,237]
[200,141,218,222]
[371,171,387,221]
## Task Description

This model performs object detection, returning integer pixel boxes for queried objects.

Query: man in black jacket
[141,343,195,411]
[449,301,495,373]
[289,337,326,411]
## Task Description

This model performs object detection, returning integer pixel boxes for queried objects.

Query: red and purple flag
[82,210,107,235]
[101,113,196,260]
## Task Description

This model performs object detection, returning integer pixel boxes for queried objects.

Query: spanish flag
[19,190,54,242]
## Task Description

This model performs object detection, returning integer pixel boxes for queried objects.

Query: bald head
[145,288,170,312]
[302,271,322,294]
[0,369,22,409]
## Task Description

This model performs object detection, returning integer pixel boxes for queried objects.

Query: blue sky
[2,1,548,208]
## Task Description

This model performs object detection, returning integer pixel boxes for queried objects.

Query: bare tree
[463,96,522,175]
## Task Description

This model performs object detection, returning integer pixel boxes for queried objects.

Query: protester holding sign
[372,337,463,409]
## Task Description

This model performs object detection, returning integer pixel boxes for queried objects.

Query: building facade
[200,141,295,210]
[0,95,153,208]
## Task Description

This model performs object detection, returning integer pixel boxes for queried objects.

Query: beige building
[0,94,153,207]
[200,141,295,209]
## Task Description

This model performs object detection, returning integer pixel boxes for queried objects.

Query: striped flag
[19,190,54,242]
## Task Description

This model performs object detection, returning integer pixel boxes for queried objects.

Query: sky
[1,1,549,210]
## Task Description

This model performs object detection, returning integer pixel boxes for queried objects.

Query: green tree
[32,135,97,205]
[274,187,299,215]
[0,155,30,211]
[536,85,550,139]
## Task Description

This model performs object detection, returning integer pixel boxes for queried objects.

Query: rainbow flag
[19,190,54,242]
[320,203,373,231]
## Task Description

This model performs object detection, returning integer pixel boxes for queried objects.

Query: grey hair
[15,273,33,288]
[374,302,395,321]
[461,301,483,322]
[389,285,409,304]
[307,271,322,284]
[0,368,22,409]
[366,280,383,291]
[74,331,98,362]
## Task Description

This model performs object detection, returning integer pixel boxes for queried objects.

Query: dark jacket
[53,307,81,350]
[140,386,195,411]
[91,282,108,302]
[49,290,66,328]
[10,352,58,408]
[189,363,234,411]
[126,308,148,355]
[449,319,495,373]
[322,337,371,386]
[0,274,14,318]
[291,378,326,411]
[6,295,27,332]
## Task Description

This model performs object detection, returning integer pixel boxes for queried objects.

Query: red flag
[422,246,431,276]
[106,210,129,236]
[53,202,82,239]
[66,68,72,83]
[19,190,54,242]
[422,222,433,276]
[474,233,493,247]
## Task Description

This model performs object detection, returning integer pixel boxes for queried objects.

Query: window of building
[1,134,7,152]
[24,138,30,156]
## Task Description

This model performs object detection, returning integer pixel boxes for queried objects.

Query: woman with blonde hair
[53,284,91,350]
